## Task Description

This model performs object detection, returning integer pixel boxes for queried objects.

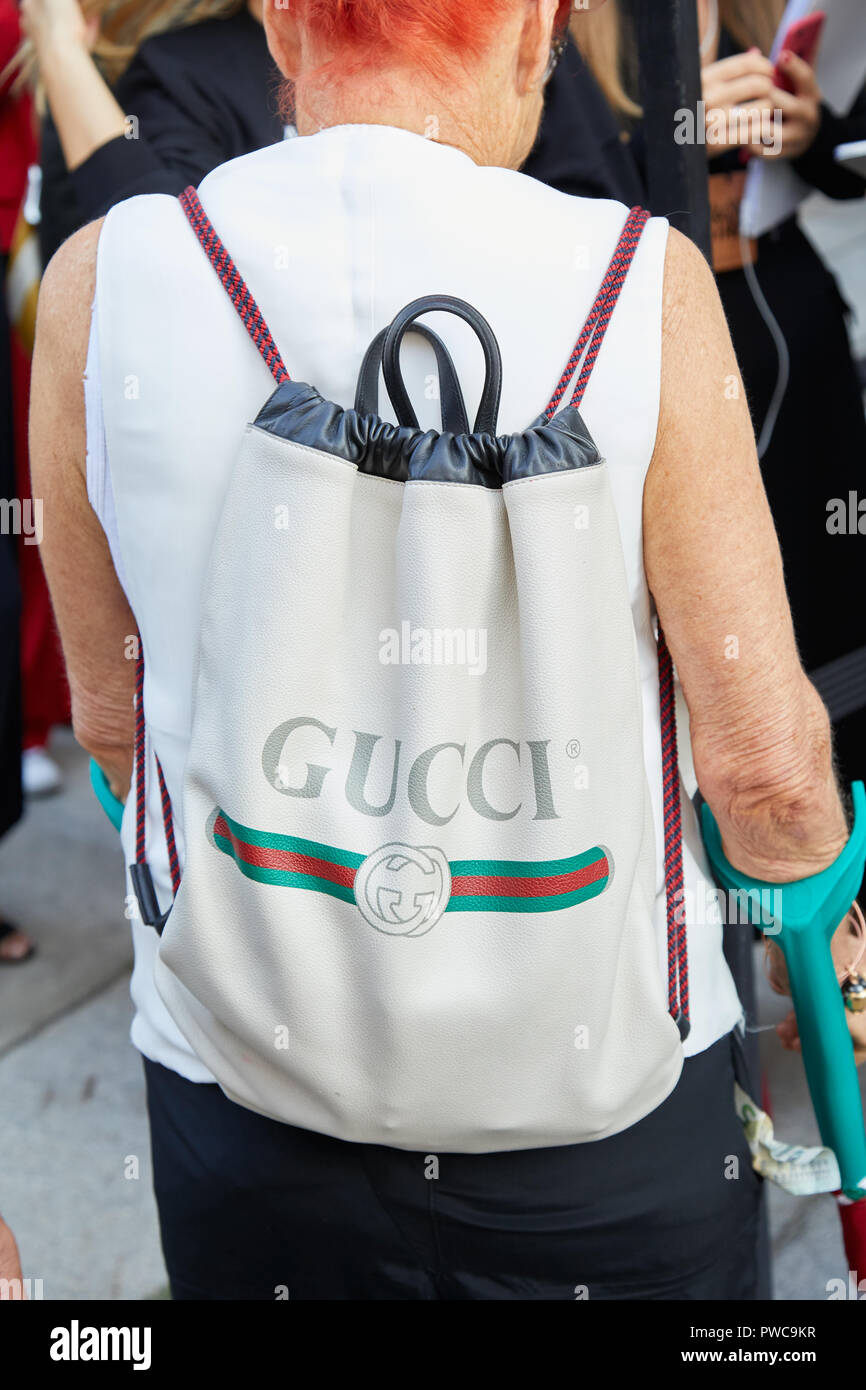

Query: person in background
[567,0,866,799]
[6,0,70,802]
[522,10,643,204]
[0,0,34,960]
[18,0,284,265]
[11,177,69,802]
[11,0,284,791]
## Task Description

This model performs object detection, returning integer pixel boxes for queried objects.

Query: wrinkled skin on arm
[645,226,862,1060]
[30,219,136,801]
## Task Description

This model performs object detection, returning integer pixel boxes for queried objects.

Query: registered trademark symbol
[566,739,581,759]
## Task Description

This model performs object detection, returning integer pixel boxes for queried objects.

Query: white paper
[835,138,866,177]
[740,0,866,238]
[735,1083,842,1196]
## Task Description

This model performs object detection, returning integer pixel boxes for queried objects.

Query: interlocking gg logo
[354,843,452,936]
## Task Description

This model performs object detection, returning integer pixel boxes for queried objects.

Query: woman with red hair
[29,0,863,1299]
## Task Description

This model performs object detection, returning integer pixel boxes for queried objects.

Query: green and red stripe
[448,848,610,912]
[212,812,361,904]
[211,810,611,914]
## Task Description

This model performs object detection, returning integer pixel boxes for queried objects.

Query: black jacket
[522,38,645,206]
[39,9,283,264]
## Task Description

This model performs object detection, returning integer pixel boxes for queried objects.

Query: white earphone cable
[740,233,791,458]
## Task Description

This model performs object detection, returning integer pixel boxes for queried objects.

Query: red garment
[12,334,70,746]
[839,1196,866,1287]
[0,2,37,251]
[1,2,70,740]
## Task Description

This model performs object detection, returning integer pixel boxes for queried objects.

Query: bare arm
[644,227,849,883]
[29,220,136,799]
[21,0,126,169]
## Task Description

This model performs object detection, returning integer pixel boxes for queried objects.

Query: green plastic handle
[701,781,866,1200]
[89,759,125,834]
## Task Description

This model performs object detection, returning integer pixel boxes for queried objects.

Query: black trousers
[144,1030,762,1301]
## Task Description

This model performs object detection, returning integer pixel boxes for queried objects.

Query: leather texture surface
[93,123,741,1098]
[154,425,683,1152]
[254,381,602,487]
[354,323,470,434]
[382,294,502,433]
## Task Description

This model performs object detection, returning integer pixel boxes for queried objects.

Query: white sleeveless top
[86,124,742,1083]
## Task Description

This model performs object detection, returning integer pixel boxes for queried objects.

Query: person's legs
[144,1033,759,1301]
[143,1058,438,1300]
[425,1031,762,1300]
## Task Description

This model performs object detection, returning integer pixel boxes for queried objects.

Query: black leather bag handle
[382,295,503,436]
[355,322,470,434]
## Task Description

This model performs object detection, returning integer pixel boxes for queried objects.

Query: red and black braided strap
[178,186,290,387]
[131,647,181,929]
[155,754,182,897]
[544,206,650,418]
[133,652,147,866]
[657,626,689,1033]
[129,186,295,933]
[544,206,690,1039]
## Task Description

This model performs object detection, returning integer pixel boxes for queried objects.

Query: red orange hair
[275,0,509,88]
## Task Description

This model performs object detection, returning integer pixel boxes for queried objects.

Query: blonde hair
[15,0,243,88]
[720,0,786,57]
[572,0,788,120]
[570,2,640,121]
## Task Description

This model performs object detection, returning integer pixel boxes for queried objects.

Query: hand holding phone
[773,11,825,94]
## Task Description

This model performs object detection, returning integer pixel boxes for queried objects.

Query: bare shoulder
[650,226,744,476]
[32,218,106,479]
[660,224,721,338]
[34,218,105,367]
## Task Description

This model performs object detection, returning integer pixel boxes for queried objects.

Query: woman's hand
[20,0,98,56]
[701,49,777,153]
[765,909,866,1064]
[758,50,822,160]
[700,48,822,161]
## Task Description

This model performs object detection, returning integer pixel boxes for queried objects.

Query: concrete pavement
[0,730,165,1300]
[0,975,166,1301]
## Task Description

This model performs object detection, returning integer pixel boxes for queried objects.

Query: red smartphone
[773,11,825,93]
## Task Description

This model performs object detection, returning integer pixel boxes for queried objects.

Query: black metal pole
[630,0,712,260]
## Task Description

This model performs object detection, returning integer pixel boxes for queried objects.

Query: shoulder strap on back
[178,186,289,386]
[129,187,289,934]
[543,207,690,1040]
[544,205,650,418]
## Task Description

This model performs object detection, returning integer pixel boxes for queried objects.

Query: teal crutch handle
[701,781,866,1200]
[89,758,125,834]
